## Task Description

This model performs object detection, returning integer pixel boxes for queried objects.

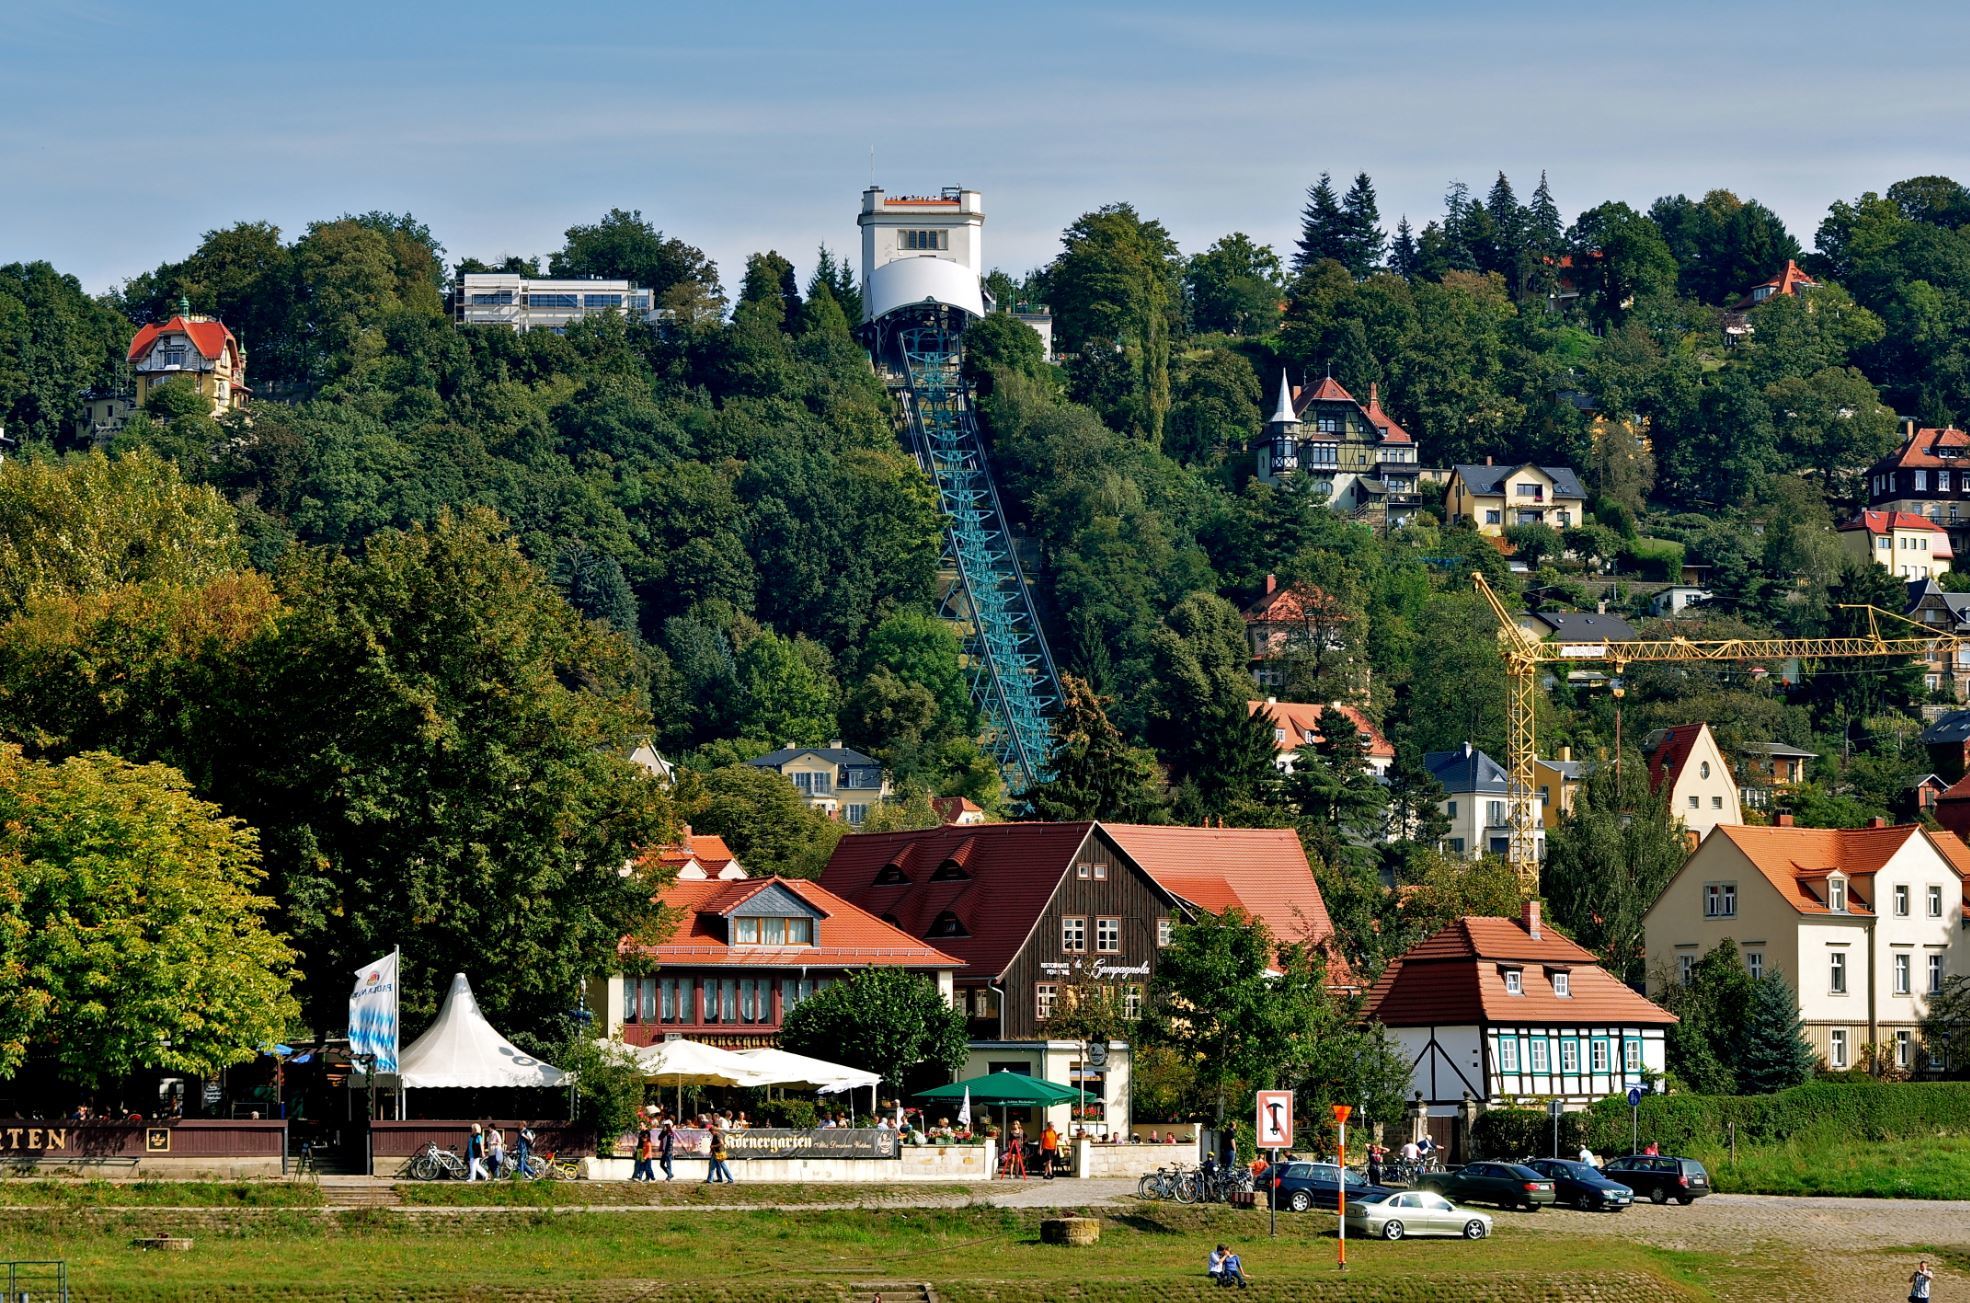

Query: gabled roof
[1527,610,1639,643]
[1424,743,1510,796]
[747,744,881,769]
[1363,914,1676,1027]
[1362,383,1413,445]
[1451,463,1588,499]
[1921,710,1970,745]
[1730,260,1819,310]
[1294,375,1357,410]
[1644,724,1709,797]
[127,315,237,363]
[647,833,742,880]
[1242,579,1350,626]
[1843,509,1951,538]
[1873,425,1970,473]
[930,795,985,823]
[1248,699,1395,761]
[1100,824,1344,975]
[631,876,962,969]
[1741,741,1819,760]
[1701,824,1967,917]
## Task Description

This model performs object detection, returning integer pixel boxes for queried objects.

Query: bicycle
[1136,1164,1183,1200]
[408,1142,468,1181]
[540,1153,583,1181]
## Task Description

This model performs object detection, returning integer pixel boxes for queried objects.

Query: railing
[898,325,1061,794]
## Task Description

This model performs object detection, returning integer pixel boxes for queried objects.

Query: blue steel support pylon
[898,325,1061,795]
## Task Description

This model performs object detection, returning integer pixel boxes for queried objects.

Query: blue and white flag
[348,950,400,1074]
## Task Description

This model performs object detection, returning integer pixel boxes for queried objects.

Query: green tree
[806,244,861,325]
[962,312,1049,392]
[1184,233,1284,336]
[1148,592,1276,821]
[1503,523,1561,569]
[1737,971,1817,1093]
[549,208,724,309]
[740,250,801,327]
[1338,173,1386,278]
[1566,202,1680,328]
[733,628,837,746]
[1294,173,1348,274]
[553,1033,649,1140]
[1145,909,1335,1121]
[0,746,299,1085]
[1166,348,1262,465]
[1657,939,1756,1094]
[1920,974,1970,1078]
[0,261,130,446]
[1045,204,1183,442]
[675,764,844,879]
[1542,761,1690,986]
[1022,675,1166,822]
[779,967,969,1094]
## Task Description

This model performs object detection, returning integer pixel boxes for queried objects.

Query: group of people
[1205,1244,1250,1289]
[463,1122,538,1180]
[996,1119,1069,1180]
[627,1105,740,1183]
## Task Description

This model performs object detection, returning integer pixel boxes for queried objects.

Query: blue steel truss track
[898,325,1060,794]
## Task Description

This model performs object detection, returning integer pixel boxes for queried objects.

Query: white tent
[629,1038,771,1087]
[395,973,567,1089]
[734,1047,879,1093]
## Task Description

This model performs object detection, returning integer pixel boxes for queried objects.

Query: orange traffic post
[1332,1104,1352,1271]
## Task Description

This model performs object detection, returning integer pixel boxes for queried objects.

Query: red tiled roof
[820,822,1098,980]
[1843,509,1950,537]
[127,316,237,364]
[629,876,961,969]
[1248,699,1394,761]
[1644,724,1705,798]
[649,834,739,875]
[1242,581,1350,626]
[1363,383,1413,446]
[1362,916,1676,1027]
[930,796,984,823]
[1702,824,1964,916]
[1731,260,1819,310]
[1294,376,1357,411]
[1876,425,1970,472]
[1101,824,1341,964]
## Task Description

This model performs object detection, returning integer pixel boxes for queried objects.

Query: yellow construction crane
[1472,572,1964,889]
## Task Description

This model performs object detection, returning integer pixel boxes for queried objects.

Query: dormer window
[875,864,910,885]
[1829,876,1847,913]
[732,916,815,946]
[931,860,969,881]
[1502,968,1524,995]
[929,911,968,937]
[1552,971,1571,998]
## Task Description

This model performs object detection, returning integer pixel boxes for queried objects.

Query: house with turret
[1254,371,1425,525]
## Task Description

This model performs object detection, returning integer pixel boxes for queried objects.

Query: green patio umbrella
[918,1071,1081,1106]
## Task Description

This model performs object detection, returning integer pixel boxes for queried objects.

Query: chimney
[680,822,692,841]
[1265,695,1278,706]
[829,739,843,750]
[1867,816,1888,828]
[1485,455,1494,466]
[1264,574,1278,596]
[1597,598,1607,615]
[1908,418,1917,440]
[1775,813,1795,827]
[1560,746,1572,762]
[1523,898,1543,939]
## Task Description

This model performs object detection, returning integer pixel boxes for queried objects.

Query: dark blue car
[1522,1158,1634,1211]
[1269,1161,1398,1213]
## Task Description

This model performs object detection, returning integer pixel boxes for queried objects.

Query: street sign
[1626,1086,1643,1108]
[1086,1041,1108,1069]
[1548,1098,1564,1118]
[1255,1090,1294,1149]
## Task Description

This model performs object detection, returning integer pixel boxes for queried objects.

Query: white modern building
[455,273,663,333]
[858,186,987,325]
[1425,744,1546,861]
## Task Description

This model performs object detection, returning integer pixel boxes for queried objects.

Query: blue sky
[6,1,1970,295]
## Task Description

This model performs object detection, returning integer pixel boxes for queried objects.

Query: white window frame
[1095,916,1121,954]
[1529,1038,1550,1073]
[1591,1040,1609,1072]
[1747,951,1763,980]
[1061,916,1086,953]
[1560,1040,1580,1073]
[1035,983,1057,1021]
[1502,968,1524,995]
[1896,884,1910,917]
[1552,971,1571,998]
[1497,1037,1519,1073]
[1157,918,1172,947]
[1623,1039,1641,1072]
[1895,953,1911,995]
[1930,953,1946,995]
[1679,954,1694,985]
[1704,883,1736,918]
[1897,1030,1912,1068]
[1829,1028,1848,1068]
[1830,950,1847,995]
[1929,885,1945,918]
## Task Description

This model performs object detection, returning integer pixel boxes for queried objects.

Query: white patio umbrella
[629,1038,773,1114]
[732,1048,879,1093]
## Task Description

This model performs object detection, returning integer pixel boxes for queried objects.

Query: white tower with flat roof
[858,186,986,324]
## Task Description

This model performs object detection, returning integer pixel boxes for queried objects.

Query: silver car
[1343,1189,1493,1240]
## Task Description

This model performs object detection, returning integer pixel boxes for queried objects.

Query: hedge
[1616,537,1684,581]
[1473,1082,1970,1160]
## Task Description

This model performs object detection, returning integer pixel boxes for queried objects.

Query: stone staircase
[319,1179,403,1209]
[843,1286,937,1303]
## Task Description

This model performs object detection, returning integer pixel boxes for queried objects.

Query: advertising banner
[662,1127,901,1160]
[348,951,400,1074]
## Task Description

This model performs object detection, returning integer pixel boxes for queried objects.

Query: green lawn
[1686,1134,1970,1199]
[0,1179,321,1208]
[0,1204,1740,1302]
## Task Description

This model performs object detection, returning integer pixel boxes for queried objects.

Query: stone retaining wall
[1075,1140,1196,1179]
[581,1140,998,1183]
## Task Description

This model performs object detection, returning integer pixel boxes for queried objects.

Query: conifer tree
[1484,171,1526,288]
[1338,173,1385,277]
[1525,171,1566,299]
[1023,675,1166,822]
[1294,173,1347,274]
[1389,217,1420,280]
[1737,970,1818,1092]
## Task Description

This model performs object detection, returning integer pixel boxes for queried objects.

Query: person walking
[705,1125,735,1184]
[1366,1143,1383,1188]
[658,1119,676,1182]
[631,1125,654,1182]
[1911,1258,1935,1302]
[466,1123,490,1181]
[516,1122,536,1179]
[1039,1121,1060,1180]
[487,1125,506,1178]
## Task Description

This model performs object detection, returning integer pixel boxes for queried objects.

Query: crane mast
[1472,572,1963,890]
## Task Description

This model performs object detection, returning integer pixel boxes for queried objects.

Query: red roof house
[1248,698,1395,774]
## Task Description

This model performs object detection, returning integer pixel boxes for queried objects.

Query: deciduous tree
[780,967,969,1094]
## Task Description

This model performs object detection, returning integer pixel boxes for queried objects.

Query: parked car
[1415,1161,1557,1210]
[1343,1189,1493,1240]
[1521,1158,1634,1211]
[1269,1161,1397,1212]
[1600,1154,1711,1205]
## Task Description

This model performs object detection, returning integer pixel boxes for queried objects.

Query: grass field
[0,1202,1832,1302]
[0,1179,322,1208]
[1686,1134,1970,1199]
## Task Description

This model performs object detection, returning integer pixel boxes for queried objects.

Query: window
[1897,1030,1912,1068]
[875,863,910,885]
[1035,983,1057,1020]
[735,918,759,944]
[528,292,579,309]
[780,977,818,1015]
[899,229,949,251]
[1829,1028,1848,1068]
[1917,470,1930,491]
[1124,985,1143,1019]
[1076,862,1091,879]
[1829,878,1847,913]
[1305,442,1339,467]
[1516,483,1541,498]
[1704,883,1737,918]
[1747,951,1763,980]
[929,911,968,937]
[1157,918,1173,947]
[1591,1040,1609,1072]
[1529,1038,1550,1072]
[1929,885,1945,918]
[1712,795,1724,809]
[470,291,514,305]
[1879,537,1892,551]
[1498,1038,1520,1072]
[1062,916,1086,953]
[1447,800,1458,819]
[792,770,833,795]
[1896,885,1910,917]
[1486,800,1506,827]
[582,293,622,309]
[1830,950,1847,994]
[930,860,969,881]
[1560,1040,1580,1073]
[1093,861,1108,879]
[1930,953,1946,995]
[1553,971,1571,998]
[1896,953,1912,995]
[1484,510,1502,525]
[1096,917,1121,953]
[1689,795,1700,810]
[1700,761,1711,779]
[1555,510,1571,528]
[1679,955,1694,985]
[1624,1039,1641,1072]
[1502,968,1524,995]
[845,804,868,825]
